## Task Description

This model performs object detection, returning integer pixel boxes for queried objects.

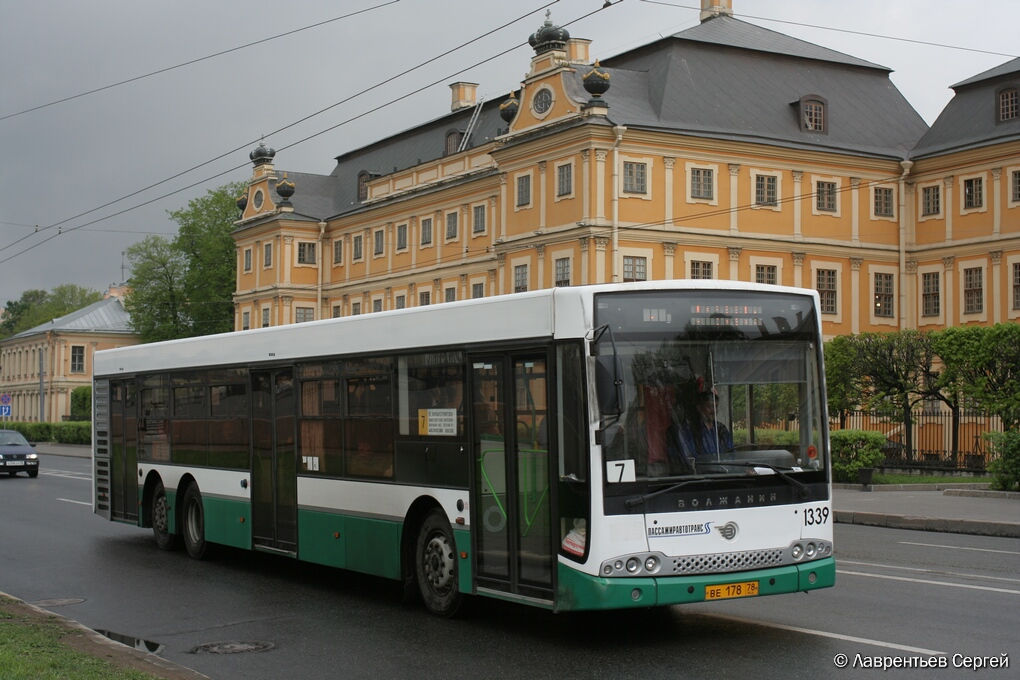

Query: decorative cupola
[275,173,295,211]
[582,60,611,110]
[499,91,520,131]
[249,140,276,180]
[529,10,570,55]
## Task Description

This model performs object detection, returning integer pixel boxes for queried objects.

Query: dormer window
[798,95,827,133]
[357,171,370,202]
[445,130,463,155]
[998,87,1018,122]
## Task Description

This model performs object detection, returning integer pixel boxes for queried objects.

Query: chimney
[449,82,479,111]
[700,0,733,21]
[567,38,591,64]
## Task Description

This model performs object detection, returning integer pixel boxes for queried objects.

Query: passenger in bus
[667,390,733,471]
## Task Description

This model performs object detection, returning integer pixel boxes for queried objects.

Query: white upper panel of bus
[92,281,819,377]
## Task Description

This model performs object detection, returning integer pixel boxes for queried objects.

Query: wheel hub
[423,535,454,591]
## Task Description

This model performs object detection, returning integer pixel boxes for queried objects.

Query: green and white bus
[92,281,834,616]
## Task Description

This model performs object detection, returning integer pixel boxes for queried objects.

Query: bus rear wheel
[151,480,179,551]
[182,484,209,560]
[415,509,462,617]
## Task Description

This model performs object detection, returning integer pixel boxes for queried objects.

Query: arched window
[998,87,1018,122]
[445,130,463,155]
[798,95,827,133]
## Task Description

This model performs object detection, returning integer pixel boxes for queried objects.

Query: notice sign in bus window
[418,408,457,436]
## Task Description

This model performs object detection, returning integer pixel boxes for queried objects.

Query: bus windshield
[594,290,827,482]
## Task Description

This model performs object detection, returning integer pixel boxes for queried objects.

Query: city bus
[92,281,834,616]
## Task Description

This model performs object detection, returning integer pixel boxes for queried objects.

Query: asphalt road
[2,454,1017,679]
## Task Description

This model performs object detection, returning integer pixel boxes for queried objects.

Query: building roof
[911,57,1020,159]
[9,296,134,341]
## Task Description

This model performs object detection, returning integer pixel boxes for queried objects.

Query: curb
[834,510,1020,538]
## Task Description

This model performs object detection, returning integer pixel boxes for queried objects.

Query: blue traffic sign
[0,405,11,417]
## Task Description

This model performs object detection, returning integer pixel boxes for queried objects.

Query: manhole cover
[31,598,86,607]
[190,641,275,655]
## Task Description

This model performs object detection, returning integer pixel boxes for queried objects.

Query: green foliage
[986,431,1020,491]
[7,422,52,442]
[731,428,801,446]
[3,421,91,445]
[830,429,886,483]
[70,385,92,421]
[1,285,102,339]
[124,181,244,342]
[934,325,1020,430]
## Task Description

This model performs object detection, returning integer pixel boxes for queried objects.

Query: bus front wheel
[151,480,179,551]
[182,484,209,560]
[415,510,462,617]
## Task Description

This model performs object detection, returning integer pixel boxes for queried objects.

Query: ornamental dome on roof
[528,11,569,54]
[249,141,276,166]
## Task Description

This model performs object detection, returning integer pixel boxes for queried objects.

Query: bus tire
[151,480,179,551]
[182,484,209,560]
[415,509,462,617]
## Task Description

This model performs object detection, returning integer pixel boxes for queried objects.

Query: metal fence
[829,409,1013,471]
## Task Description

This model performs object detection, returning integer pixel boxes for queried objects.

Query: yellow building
[0,293,139,422]
[232,1,1019,338]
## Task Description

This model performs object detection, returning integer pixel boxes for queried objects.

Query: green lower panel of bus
[203,496,252,551]
[555,557,835,611]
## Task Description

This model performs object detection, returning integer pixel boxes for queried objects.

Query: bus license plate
[705,580,759,600]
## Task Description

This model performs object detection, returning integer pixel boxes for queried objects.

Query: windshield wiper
[700,461,813,500]
[624,477,712,509]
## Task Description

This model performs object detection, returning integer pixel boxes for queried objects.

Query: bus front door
[470,352,554,603]
[250,369,297,554]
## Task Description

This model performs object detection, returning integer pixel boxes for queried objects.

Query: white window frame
[811,261,844,323]
[959,172,988,215]
[621,157,652,199]
[1008,253,1020,320]
[420,217,433,248]
[917,263,944,325]
[295,307,315,323]
[870,184,897,221]
[685,162,718,205]
[811,176,841,217]
[552,249,573,287]
[471,203,487,236]
[512,255,531,293]
[684,251,719,280]
[1009,166,1020,208]
[749,169,781,211]
[70,345,85,373]
[555,160,574,200]
[264,242,273,268]
[514,171,533,210]
[869,264,898,327]
[372,296,384,313]
[621,247,653,283]
[958,258,987,322]
[332,238,344,266]
[243,247,252,272]
[373,228,385,258]
[396,223,408,252]
[394,292,407,310]
[296,241,317,266]
[242,311,250,330]
[918,181,943,221]
[444,210,459,242]
[470,278,486,298]
[749,255,783,286]
[262,306,271,327]
[352,234,364,263]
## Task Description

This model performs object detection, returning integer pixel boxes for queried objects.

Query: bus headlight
[791,543,804,560]
[600,552,669,578]
[625,558,640,573]
[644,556,660,573]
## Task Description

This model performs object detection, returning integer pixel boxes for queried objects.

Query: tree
[170,181,245,336]
[935,324,1020,430]
[823,335,862,428]
[70,385,92,421]
[1,285,102,338]
[124,181,244,341]
[123,235,190,342]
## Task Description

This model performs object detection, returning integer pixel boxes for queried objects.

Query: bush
[987,431,1020,491]
[53,421,91,445]
[70,385,92,421]
[830,429,886,483]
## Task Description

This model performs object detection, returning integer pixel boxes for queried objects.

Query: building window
[70,346,85,373]
[874,272,895,318]
[554,258,570,287]
[445,211,458,240]
[964,177,984,210]
[472,283,484,298]
[264,242,273,268]
[874,187,894,217]
[800,97,826,133]
[816,181,837,212]
[333,239,343,265]
[514,264,528,293]
[690,260,713,280]
[262,308,271,327]
[922,185,941,216]
[964,267,983,314]
[243,248,252,272]
[419,291,430,306]
[516,175,531,207]
[373,299,383,313]
[242,311,250,330]
[1013,263,1020,310]
[352,235,363,261]
[297,242,316,265]
[420,217,433,246]
[623,256,647,282]
[623,161,647,194]
[374,229,385,256]
[332,305,342,318]
[445,288,456,303]
[396,224,407,250]
[472,205,485,234]
[755,264,777,285]
[557,163,572,197]
[295,307,315,323]
[445,130,462,155]
[352,302,362,315]
[999,88,1018,122]
[1012,170,1020,203]
[755,175,777,207]
[357,172,370,202]
[816,268,838,314]
[395,295,406,310]
[922,272,940,317]
[690,168,714,200]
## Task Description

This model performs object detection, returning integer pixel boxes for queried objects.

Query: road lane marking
[899,541,1020,556]
[57,498,91,506]
[838,569,1020,595]
[840,559,1020,584]
[40,470,91,481]
[703,612,945,656]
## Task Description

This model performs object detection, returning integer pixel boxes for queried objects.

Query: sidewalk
[38,443,1020,538]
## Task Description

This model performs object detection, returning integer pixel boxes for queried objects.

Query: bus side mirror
[595,354,623,417]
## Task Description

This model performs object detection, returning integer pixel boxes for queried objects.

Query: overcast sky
[2,0,1017,308]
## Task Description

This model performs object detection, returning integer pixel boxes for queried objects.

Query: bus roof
[92,281,818,377]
